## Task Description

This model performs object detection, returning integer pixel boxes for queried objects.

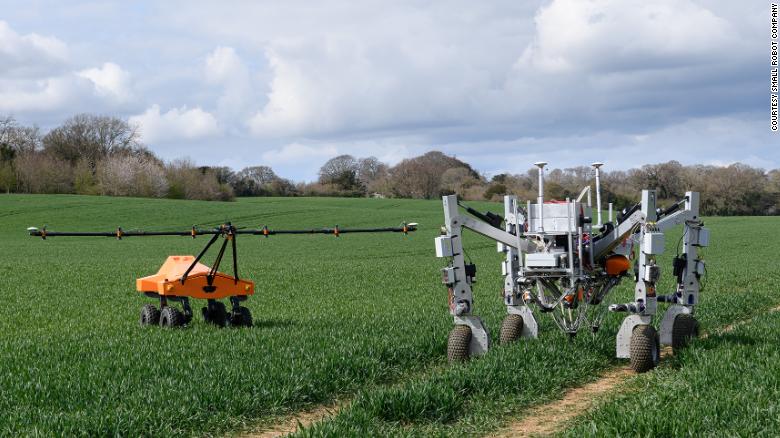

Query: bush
[484,183,507,200]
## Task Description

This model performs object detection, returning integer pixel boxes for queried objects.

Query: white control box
[695,259,706,276]
[694,228,710,247]
[525,253,559,268]
[441,267,456,284]
[642,232,665,255]
[435,236,453,257]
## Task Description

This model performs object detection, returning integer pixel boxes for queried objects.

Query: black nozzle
[460,202,503,229]
[617,203,640,224]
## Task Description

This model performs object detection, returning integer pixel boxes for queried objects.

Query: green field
[0,194,778,437]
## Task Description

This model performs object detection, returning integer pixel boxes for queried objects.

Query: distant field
[0,194,778,437]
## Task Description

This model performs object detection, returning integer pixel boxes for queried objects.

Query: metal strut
[181,231,221,284]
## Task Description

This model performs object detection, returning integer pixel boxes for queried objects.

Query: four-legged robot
[435,162,709,372]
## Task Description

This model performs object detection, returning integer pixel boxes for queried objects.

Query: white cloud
[246,34,481,138]
[129,104,220,143]
[0,1,772,181]
[77,62,131,102]
[0,76,86,112]
[516,0,734,74]
[204,46,254,120]
[0,20,68,77]
[0,21,133,115]
[0,20,79,112]
[205,46,245,83]
[261,142,338,165]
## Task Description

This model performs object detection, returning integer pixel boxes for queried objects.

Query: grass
[0,194,777,436]
[0,194,452,436]
[294,216,780,436]
[562,310,780,437]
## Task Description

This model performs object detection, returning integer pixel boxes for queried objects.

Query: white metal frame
[435,163,709,366]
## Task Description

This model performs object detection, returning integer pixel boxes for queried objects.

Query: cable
[675,226,689,257]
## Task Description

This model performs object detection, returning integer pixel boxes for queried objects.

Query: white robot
[435,162,709,372]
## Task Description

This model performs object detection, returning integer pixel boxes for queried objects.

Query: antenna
[592,162,604,227]
[534,161,547,231]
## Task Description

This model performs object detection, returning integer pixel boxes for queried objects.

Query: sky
[0,0,775,181]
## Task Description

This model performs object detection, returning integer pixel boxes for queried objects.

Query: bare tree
[98,154,168,198]
[43,114,142,169]
[237,166,277,185]
[0,162,14,193]
[166,159,233,201]
[319,154,359,190]
[1,116,41,156]
[231,166,287,196]
[15,151,73,194]
[357,156,388,187]
[389,151,480,199]
[441,167,477,195]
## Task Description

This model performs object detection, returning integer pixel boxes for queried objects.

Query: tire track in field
[241,305,780,438]
[491,304,780,438]
[242,400,348,438]
[240,363,449,437]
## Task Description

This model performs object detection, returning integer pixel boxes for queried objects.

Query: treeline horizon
[1,113,777,216]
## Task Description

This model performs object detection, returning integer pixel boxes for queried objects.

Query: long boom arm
[27,224,417,239]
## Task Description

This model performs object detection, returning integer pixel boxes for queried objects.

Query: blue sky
[0,0,774,181]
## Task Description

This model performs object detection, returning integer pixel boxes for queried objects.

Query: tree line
[0,115,234,201]
[1,114,777,215]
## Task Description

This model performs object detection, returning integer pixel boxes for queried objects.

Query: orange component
[605,254,631,276]
[136,256,254,300]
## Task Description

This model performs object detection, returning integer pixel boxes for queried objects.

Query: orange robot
[29,222,416,328]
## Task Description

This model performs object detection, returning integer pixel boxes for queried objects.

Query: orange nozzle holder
[116,227,123,240]
[334,225,340,237]
[605,254,631,277]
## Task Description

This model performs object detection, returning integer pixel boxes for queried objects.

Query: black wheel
[159,306,185,328]
[140,304,160,326]
[499,314,524,345]
[447,325,472,363]
[202,301,227,327]
[672,314,699,353]
[630,325,660,373]
[228,306,253,328]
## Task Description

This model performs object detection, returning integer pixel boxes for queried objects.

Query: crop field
[0,194,778,437]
